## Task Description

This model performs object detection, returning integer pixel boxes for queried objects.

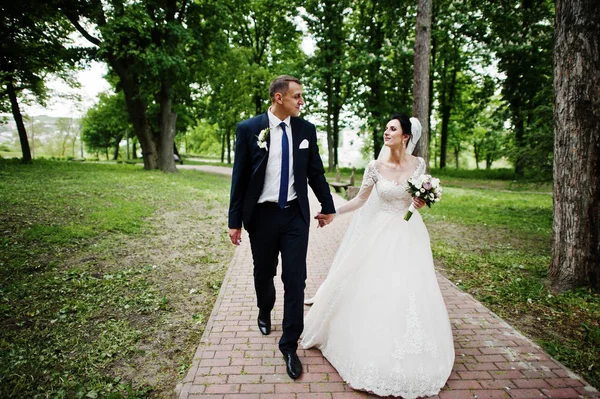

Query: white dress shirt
[258,109,297,204]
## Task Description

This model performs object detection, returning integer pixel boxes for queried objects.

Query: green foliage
[348,0,417,157]
[0,159,232,397]
[80,91,130,159]
[0,1,78,106]
[185,119,222,156]
[223,0,304,115]
[303,0,352,169]
[479,0,554,177]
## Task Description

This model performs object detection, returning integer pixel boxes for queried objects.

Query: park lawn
[0,159,234,398]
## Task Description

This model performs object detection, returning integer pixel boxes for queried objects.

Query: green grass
[0,159,233,398]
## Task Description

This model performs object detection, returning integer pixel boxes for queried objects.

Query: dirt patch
[427,219,550,254]
[67,200,234,397]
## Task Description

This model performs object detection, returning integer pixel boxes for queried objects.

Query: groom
[228,75,335,379]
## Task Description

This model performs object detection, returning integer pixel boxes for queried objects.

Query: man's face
[278,82,304,117]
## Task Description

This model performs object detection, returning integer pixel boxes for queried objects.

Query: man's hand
[229,228,242,245]
[413,197,426,209]
[314,212,335,228]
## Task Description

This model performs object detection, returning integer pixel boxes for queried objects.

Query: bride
[304,114,455,398]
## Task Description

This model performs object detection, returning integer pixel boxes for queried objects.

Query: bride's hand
[413,197,426,209]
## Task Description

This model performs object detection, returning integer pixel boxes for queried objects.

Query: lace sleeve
[337,161,378,215]
[415,157,426,177]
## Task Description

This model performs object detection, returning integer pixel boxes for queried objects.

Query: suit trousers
[248,199,309,354]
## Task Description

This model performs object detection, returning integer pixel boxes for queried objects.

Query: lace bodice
[337,157,426,216]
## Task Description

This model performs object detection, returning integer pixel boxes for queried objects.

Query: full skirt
[301,210,455,398]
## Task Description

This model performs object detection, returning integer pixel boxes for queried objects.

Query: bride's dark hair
[389,114,412,136]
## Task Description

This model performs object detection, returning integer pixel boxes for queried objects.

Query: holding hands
[314,212,335,228]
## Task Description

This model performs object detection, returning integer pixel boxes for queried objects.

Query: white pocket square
[299,139,309,149]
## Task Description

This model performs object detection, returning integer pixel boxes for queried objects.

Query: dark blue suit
[228,112,335,354]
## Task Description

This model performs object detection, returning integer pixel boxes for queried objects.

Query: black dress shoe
[283,352,302,379]
[257,309,271,335]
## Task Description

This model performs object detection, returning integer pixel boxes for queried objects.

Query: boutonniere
[256,127,270,151]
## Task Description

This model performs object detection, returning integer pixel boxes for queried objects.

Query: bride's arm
[336,161,377,215]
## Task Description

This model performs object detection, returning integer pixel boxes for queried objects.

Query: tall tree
[431,0,492,169]
[550,0,600,293]
[411,0,432,163]
[203,46,256,164]
[0,1,77,163]
[350,0,415,158]
[226,0,303,116]
[482,0,554,177]
[61,0,223,171]
[304,0,351,171]
[80,91,131,160]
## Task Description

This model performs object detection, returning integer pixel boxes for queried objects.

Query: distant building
[317,126,369,169]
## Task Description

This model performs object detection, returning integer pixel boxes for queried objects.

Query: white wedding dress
[301,158,455,398]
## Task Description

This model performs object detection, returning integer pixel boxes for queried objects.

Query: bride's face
[383,119,409,149]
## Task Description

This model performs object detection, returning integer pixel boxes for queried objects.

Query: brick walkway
[175,168,599,399]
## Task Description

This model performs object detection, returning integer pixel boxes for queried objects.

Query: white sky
[24,15,316,119]
[23,61,110,118]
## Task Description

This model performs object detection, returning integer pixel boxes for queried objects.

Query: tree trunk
[254,93,263,116]
[474,142,480,169]
[513,108,525,178]
[158,82,177,172]
[333,102,341,168]
[412,0,432,164]
[108,57,159,170]
[226,126,232,164]
[428,0,437,149]
[221,130,225,163]
[173,142,181,164]
[6,80,32,163]
[439,54,458,169]
[550,0,600,293]
[326,76,335,172]
[454,144,459,169]
[112,142,120,160]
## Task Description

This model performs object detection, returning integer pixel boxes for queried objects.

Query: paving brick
[512,379,551,389]
[239,383,275,393]
[544,378,584,388]
[446,380,483,390]
[275,383,311,393]
[541,388,582,398]
[508,389,546,398]
[173,185,596,399]
[310,383,347,392]
[204,384,240,394]
[297,394,333,399]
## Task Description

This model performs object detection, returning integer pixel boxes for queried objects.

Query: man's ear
[274,93,283,104]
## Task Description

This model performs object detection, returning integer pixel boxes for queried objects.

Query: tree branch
[177,0,189,22]
[65,15,102,46]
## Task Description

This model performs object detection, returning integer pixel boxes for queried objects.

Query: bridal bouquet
[404,174,442,221]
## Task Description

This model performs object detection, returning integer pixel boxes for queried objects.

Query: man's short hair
[269,75,301,100]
